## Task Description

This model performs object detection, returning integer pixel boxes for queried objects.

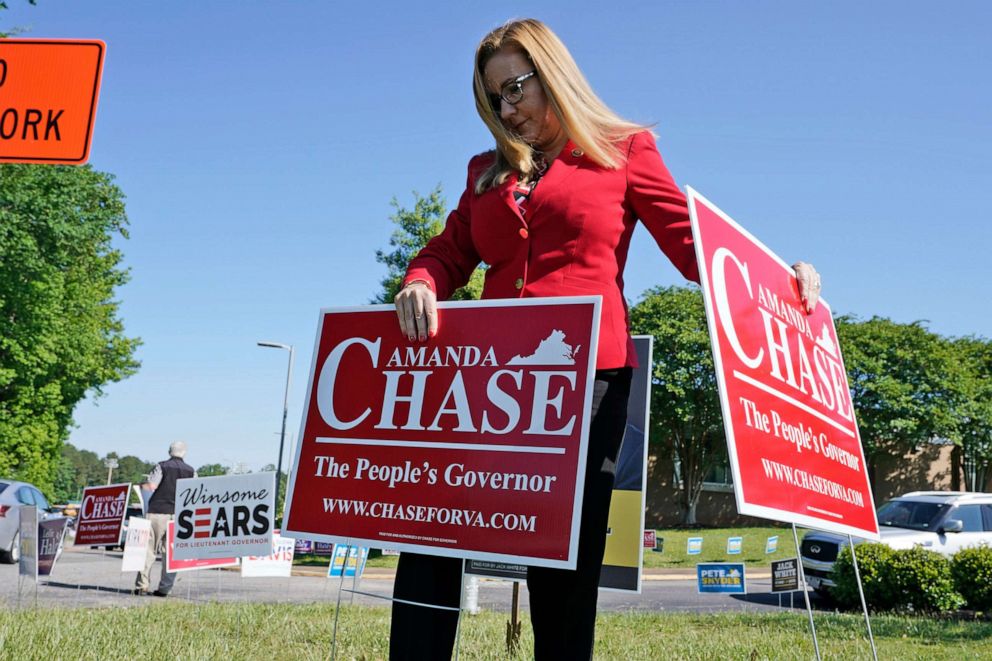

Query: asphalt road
[1,547,826,615]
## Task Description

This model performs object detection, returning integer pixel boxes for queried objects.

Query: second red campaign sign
[283,297,601,569]
[687,187,878,539]
[74,482,130,546]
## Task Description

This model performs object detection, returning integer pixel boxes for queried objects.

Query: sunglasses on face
[487,71,537,114]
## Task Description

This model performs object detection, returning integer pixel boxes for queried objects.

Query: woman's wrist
[404,279,432,291]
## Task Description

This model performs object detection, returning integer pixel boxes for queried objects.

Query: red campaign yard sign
[165,521,238,573]
[283,298,601,569]
[74,483,129,546]
[687,188,879,540]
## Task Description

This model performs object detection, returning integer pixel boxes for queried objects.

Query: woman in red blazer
[392,18,821,661]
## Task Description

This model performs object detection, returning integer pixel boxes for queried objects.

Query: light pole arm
[282,346,294,412]
[257,341,295,520]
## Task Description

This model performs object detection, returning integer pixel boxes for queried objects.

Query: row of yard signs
[681,534,779,556]
[45,471,371,583]
[695,557,801,595]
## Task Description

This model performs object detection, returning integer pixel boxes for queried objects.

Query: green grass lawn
[1,602,989,660]
[293,526,802,571]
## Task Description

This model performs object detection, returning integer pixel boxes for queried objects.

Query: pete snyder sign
[283,298,601,569]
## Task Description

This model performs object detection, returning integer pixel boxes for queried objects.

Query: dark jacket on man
[147,457,196,514]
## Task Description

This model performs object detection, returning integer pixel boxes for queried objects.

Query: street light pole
[104,457,118,485]
[257,341,294,513]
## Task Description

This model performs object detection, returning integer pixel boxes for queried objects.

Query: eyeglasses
[487,71,537,114]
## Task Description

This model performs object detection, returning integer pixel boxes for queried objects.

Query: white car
[800,491,992,592]
[0,479,65,563]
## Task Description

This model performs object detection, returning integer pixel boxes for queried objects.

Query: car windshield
[0,481,8,495]
[877,500,950,531]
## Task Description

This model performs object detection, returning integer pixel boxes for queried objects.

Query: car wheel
[0,531,19,564]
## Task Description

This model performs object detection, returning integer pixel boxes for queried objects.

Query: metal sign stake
[507,581,522,654]
[792,524,821,661]
[330,543,351,661]
[453,558,467,661]
[848,535,878,661]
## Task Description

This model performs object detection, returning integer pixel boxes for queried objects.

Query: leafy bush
[832,543,898,610]
[888,547,965,612]
[951,545,992,611]
[832,543,964,613]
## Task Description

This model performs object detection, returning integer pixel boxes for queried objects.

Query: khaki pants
[135,513,176,593]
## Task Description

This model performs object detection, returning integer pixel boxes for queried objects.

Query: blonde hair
[472,18,650,193]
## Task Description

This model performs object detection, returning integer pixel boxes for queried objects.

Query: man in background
[134,441,195,597]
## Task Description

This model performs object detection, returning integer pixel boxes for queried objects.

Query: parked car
[800,491,992,593]
[0,479,66,564]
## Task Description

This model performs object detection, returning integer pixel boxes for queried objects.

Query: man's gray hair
[169,441,188,458]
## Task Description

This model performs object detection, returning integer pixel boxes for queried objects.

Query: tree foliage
[0,1,37,36]
[261,463,288,520]
[372,186,484,303]
[49,443,151,502]
[0,164,141,494]
[952,336,992,490]
[52,442,102,502]
[115,454,153,486]
[835,316,963,467]
[196,463,230,477]
[629,285,725,524]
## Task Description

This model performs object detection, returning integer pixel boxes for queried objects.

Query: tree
[0,1,36,36]
[261,463,288,520]
[196,463,230,477]
[51,442,103,502]
[835,316,963,480]
[115,454,153,486]
[372,186,484,303]
[629,285,725,524]
[0,164,140,494]
[952,336,992,491]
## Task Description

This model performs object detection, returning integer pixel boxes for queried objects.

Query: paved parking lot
[1,546,822,615]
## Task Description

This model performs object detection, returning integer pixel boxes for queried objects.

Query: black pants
[389,368,633,660]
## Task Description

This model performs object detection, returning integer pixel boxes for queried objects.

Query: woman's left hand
[792,261,822,313]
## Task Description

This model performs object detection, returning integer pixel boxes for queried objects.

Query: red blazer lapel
[524,140,583,220]
[496,171,528,229]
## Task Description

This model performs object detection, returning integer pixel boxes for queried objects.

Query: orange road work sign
[0,39,105,165]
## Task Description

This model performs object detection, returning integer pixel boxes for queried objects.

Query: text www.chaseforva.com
[323,498,537,533]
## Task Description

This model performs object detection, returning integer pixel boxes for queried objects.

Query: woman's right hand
[394,281,438,342]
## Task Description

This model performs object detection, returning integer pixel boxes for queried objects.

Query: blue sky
[4,2,989,471]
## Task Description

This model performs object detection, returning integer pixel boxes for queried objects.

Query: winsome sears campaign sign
[172,472,275,559]
[284,298,600,569]
[688,188,878,539]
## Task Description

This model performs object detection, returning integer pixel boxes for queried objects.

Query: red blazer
[405,130,700,370]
